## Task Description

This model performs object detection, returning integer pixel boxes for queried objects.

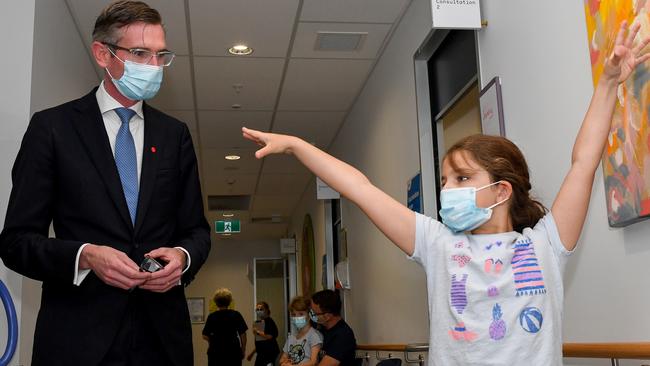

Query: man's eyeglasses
[309,309,328,317]
[104,43,175,67]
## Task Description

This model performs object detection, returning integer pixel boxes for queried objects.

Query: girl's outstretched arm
[243,127,416,256]
[552,22,650,251]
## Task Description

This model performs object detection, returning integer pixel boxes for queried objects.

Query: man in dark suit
[0,1,210,365]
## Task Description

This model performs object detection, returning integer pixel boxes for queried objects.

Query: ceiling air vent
[315,32,367,52]
[251,215,284,224]
[208,195,251,211]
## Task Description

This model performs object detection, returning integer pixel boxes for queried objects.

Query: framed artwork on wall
[186,297,205,323]
[479,76,505,137]
[584,1,650,227]
[301,214,315,297]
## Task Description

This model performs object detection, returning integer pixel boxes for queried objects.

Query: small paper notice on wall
[317,177,340,200]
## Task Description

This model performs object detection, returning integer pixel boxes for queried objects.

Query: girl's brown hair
[445,134,546,232]
[289,296,311,312]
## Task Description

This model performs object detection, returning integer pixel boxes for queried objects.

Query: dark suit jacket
[0,88,211,366]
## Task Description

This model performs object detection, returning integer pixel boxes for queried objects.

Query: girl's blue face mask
[439,181,508,233]
[105,48,163,101]
[291,316,308,330]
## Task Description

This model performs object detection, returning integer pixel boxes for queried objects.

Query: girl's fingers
[632,36,650,56]
[624,22,641,49]
[609,45,625,67]
[614,20,628,48]
[637,53,650,65]
[255,145,272,159]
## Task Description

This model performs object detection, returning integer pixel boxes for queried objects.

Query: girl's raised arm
[552,22,650,250]
[243,127,416,256]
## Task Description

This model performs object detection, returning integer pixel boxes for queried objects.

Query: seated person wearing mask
[310,290,357,366]
[280,296,322,366]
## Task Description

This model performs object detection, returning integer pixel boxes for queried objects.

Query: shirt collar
[96,80,144,119]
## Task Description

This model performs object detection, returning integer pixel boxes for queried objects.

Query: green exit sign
[215,220,241,233]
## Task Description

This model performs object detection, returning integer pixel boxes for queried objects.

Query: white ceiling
[66,0,412,241]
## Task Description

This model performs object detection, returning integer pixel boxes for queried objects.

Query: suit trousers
[99,290,175,366]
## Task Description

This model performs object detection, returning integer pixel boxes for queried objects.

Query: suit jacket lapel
[134,103,161,235]
[71,89,134,232]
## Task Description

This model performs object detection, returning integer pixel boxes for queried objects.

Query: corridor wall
[0,2,36,365]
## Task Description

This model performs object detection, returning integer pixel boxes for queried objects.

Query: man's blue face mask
[105,47,163,100]
[439,181,508,233]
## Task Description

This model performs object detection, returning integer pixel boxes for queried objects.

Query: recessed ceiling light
[225,155,241,161]
[228,44,253,55]
[223,213,234,217]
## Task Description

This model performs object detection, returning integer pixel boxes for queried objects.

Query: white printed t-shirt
[410,213,572,365]
[283,327,323,365]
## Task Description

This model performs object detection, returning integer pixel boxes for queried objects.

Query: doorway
[414,29,481,219]
[253,257,288,349]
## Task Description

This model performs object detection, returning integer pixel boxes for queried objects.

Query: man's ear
[91,41,111,69]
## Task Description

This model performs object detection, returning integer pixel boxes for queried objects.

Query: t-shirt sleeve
[265,317,279,338]
[202,315,212,336]
[236,312,249,334]
[323,329,355,362]
[536,212,573,262]
[408,212,444,267]
[282,337,290,353]
[309,328,323,346]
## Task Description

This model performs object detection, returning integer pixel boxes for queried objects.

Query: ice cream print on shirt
[451,254,471,267]
[511,238,546,296]
[288,339,308,364]
[449,322,477,341]
[450,274,468,314]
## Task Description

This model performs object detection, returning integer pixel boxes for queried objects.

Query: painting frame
[479,76,506,137]
[584,1,650,227]
[186,297,205,324]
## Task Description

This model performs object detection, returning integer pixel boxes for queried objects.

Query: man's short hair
[213,288,233,308]
[92,1,162,44]
[311,289,341,316]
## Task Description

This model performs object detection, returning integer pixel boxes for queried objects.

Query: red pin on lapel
[151,146,157,153]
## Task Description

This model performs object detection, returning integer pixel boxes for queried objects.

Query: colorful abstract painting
[584,1,650,226]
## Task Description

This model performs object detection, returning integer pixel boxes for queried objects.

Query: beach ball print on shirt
[519,307,543,333]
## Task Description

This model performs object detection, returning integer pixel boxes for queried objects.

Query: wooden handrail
[357,342,650,359]
[563,342,650,359]
[357,344,408,352]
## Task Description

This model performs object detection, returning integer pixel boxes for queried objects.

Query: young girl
[243,23,649,365]
[279,296,323,366]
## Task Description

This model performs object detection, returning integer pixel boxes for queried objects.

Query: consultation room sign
[215,220,241,234]
[431,0,481,29]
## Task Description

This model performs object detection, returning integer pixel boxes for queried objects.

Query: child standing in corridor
[243,23,649,365]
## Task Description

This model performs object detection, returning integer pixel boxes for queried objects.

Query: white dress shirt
[73,82,190,285]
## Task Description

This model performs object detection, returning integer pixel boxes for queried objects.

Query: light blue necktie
[114,107,138,225]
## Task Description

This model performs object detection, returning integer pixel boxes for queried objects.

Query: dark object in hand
[140,257,164,273]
